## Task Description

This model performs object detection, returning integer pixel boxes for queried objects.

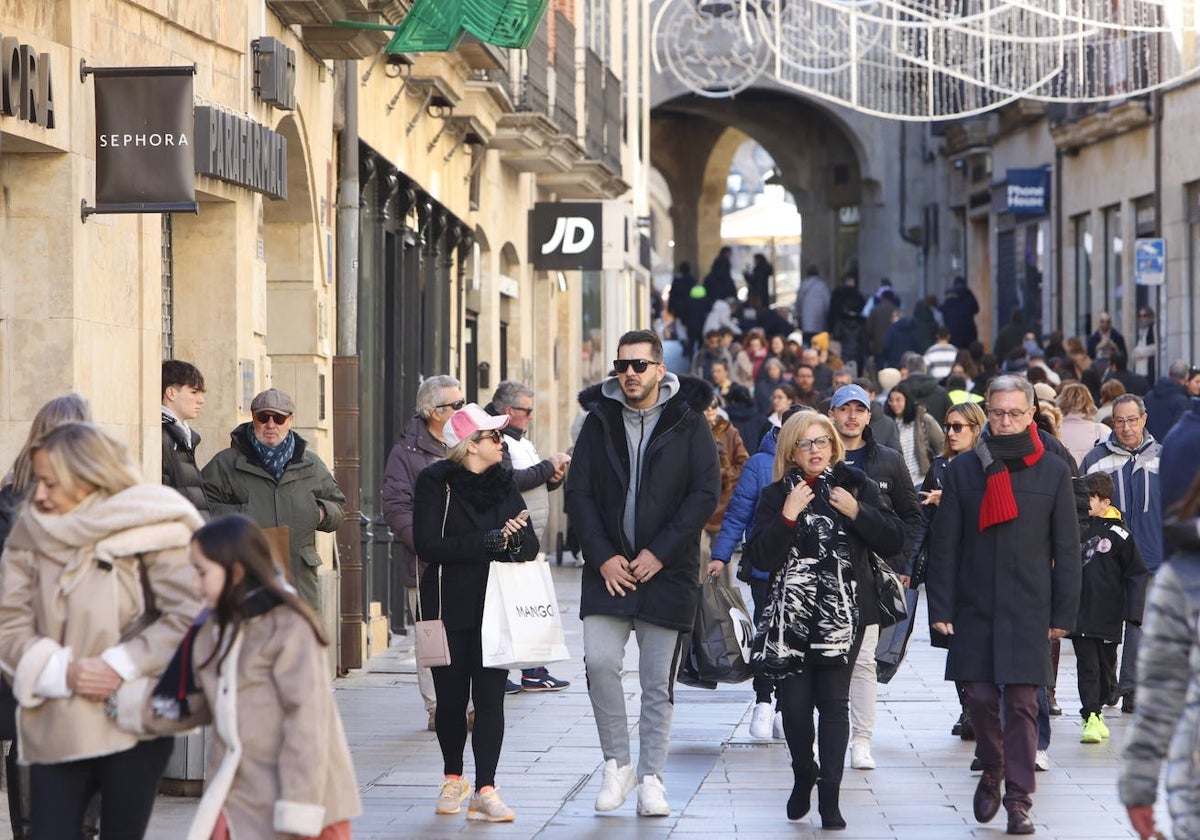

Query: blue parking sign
[1135,238,1165,286]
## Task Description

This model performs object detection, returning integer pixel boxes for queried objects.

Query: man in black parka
[565,329,720,818]
[926,375,1081,836]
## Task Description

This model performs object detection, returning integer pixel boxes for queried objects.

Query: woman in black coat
[743,412,904,829]
[413,405,538,823]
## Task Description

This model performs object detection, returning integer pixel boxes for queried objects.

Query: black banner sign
[85,65,197,218]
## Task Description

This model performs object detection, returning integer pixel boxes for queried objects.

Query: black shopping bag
[875,587,920,684]
[689,576,755,685]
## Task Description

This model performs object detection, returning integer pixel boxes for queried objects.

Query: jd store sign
[529,202,626,271]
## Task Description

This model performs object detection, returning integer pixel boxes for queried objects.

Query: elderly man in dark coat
[926,375,1081,836]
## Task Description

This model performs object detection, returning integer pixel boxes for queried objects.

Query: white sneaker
[772,711,785,740]
[749,702,774,739]
[850,742,876,770]
[595,759,636,811]
[637,775,670,817]
[1035,749,1050,771]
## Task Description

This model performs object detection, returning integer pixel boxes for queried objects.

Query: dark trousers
[749,578,775,704]
[777,633,861,793]
[432,629,508,788]
[1118,622,1141,696]
[963,682,1038,813]
[1072,637,1118,718]
[29,736,172,840]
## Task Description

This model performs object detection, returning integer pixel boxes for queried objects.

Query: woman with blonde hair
[0,393,92,837]
[413,404,537,822]
[743,412,903,828]
[1057,383,1109,465]
[0,421,203,839]
[1097,379,1127,426]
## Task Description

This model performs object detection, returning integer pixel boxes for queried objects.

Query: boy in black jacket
[1072,471,1149,744]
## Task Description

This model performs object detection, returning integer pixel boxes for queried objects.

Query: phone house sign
[0,36,54,129]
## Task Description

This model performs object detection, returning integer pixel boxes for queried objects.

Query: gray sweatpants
[583,615,683,780]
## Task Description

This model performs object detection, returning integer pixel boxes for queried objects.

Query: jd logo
[529,202,603,270]
[541,217,595,256]
[729,607,754,663]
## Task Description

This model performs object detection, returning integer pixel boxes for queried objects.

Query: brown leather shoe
[1006,806,1035,835]
[973,772,1002,823]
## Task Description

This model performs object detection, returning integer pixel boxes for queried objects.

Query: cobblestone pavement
[94,566,1165,838]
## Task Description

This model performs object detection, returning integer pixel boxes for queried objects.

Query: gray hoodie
[601,371,679,550]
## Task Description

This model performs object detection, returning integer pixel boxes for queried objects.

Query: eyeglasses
[474,430,503,444]
[510,406,534,415]
[1112,415,1145,426]
[436,400,466,411]
[613,358,658,374]
[986,408,1030,421]
[943,423,976,433]
[794,435,833,451]
[254,412,291,425]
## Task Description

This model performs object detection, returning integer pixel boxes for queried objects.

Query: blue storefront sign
[1005,168,1050,216]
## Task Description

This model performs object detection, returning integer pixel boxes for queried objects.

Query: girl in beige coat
[0,421,204,839]
[141,514,360,840]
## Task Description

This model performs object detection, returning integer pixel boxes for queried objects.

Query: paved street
[125,565,1164,839]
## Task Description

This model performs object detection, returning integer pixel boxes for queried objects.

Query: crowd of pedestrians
[5,259,1200,840]
[650,261,1200,838]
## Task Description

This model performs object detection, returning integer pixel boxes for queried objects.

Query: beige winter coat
[128,606,361,840]
[0,484,203,764]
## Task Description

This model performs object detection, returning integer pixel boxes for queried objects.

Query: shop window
[1102,204,1122,317]
[1073,213,1092,338]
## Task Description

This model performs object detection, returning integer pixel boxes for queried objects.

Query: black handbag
[871,555,908,629]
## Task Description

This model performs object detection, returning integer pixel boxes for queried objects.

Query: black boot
[787,761,818,821]
[817,782,846,830]
[959,711,975,741]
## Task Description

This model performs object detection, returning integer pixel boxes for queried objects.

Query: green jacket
[201,424,346,579]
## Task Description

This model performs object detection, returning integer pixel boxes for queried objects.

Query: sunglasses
[510,406,534,415]
[474,430,503,444]
[613,358,657,374]
[437,400,466,411]
[943,422,975,433]
[254,412,291,425]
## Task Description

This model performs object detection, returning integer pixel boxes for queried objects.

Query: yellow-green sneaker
[1096,712,1110,739]
[435,776,472,815]
[1080,713,1104,744]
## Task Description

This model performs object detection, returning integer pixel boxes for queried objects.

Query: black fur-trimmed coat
[565,374,720,632]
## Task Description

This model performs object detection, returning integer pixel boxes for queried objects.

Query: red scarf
[978,425,1045,532]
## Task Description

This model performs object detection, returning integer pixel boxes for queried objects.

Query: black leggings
[432,629,508,788]
[30,736,172,840]
[777,632,862,791]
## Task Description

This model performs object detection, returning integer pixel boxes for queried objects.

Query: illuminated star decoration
[335,0,551,53]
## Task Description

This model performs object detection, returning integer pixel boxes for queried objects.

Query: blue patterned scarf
[250,431,295,482]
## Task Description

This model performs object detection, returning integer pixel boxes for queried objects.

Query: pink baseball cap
[443,403,509,447]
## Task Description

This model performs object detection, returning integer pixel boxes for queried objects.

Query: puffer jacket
[1118,518,1200,837]
[565,374,720,632]
[201,424,347,608]
[1080,432,1163,572]
[381,416,448,587]
[0,485,203,764]
[712,425,778,572]
[162,412,209,515]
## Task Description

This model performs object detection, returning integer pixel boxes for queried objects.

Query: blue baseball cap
[830,384,871,409]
